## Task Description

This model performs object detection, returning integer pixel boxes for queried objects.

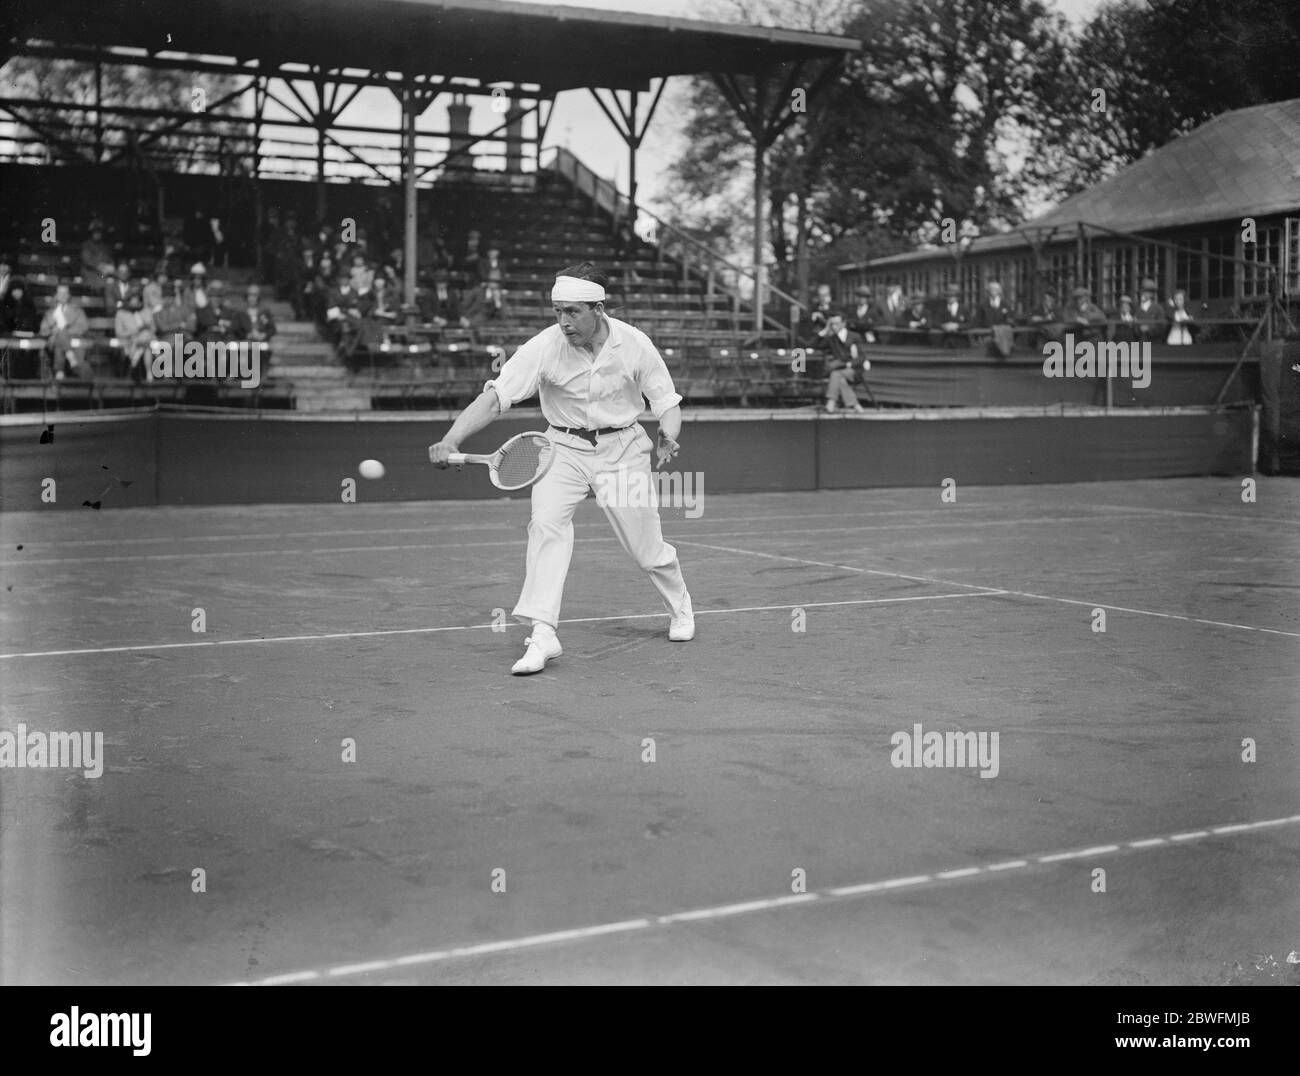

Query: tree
[662,0,1074,299]
[1037,0,1300,197]
[0,56,248,173]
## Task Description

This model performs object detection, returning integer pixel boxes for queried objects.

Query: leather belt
[552,424,632,447]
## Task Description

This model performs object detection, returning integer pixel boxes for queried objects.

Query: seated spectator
[370,275,399,328]
[477,243,508,312]
[978,280,1016,357]
[1111,295,1138,341]
[104,260,135,313]
[1135,278,1166,342]
[195,280,237,343]
[0,257,13,304]
[327,270,370,359]
[1028,291,1064,346]
[308,254,336,327]
[79,223,113,286]
[881,282,906,324]
[349,253,375,294]
[114,291,156,382]
[1068,286,1106,341]
[806,283,835,336]
[0,277,40,334]
[938,284,970,347]
[459,280,504,338]
[233,284,277,363]
[183,263,209,310]
[905,294,931,339]
[1166,288,1196,345]
[816,313,871,413]
[39,284,90,380]
[846,285,880,343]
[152,289,193,337]
[141,266,170,316]
[419,266,459,327]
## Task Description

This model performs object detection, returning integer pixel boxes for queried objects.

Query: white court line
[0,591,1000,659]
[676,539,1300,639]
[0,504,1166,550]
[228,812,1300,986]
[0,513,1167,568]
[1094,503,1300,526]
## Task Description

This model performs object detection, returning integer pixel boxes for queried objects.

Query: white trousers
[513,424,690,628]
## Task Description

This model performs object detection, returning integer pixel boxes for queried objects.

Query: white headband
[551,275,606,303]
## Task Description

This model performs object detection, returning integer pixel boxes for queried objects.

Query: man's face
[55,286,70,304]
[828,315,845,334]
[117,263,130,280]
[554,301,603,347]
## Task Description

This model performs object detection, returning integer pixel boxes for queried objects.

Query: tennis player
[429,262,695,675]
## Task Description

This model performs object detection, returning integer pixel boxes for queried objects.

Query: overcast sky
[513,0,1105,216]
[265,0,1105,226]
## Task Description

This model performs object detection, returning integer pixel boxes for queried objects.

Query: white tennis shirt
[484,316,682,429]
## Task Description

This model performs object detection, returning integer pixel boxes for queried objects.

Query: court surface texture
[2,477,1297,985]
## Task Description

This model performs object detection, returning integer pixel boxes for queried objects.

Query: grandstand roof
[849,97,1300,271]
[2,0,860,93]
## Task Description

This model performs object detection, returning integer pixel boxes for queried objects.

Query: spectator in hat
[1111,295,1138,341]
[114,291,156,382]
[39,284,90,380]
[878,282,907,343]
[233,284,277,362]
[846,285,881,343]
[938,283,971,347]
[80,224,113,286]
[195,280,236,343]
[805,282,836,340]
[103,260,135,313]
[0,277,40,335]
[1166,288,1196,345]
[816,312,872,412]
[1135,278,1167,342]
[1068,286,1106,341]
[1028,291,1064,346]
[905,293,931,342]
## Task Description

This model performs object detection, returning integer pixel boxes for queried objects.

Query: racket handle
[445,452,490,465]
[446,452,468,464]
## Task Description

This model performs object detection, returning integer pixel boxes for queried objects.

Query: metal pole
[403,89,418,315]
[627,89,638,221]
[754,140,766,336]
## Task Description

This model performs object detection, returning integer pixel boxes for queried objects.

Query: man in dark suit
[1135,278,1167,342]
[233,284,277,364]
[846,285,882,343]
[1069,285,1107,342]
[816,313,873,412]
[938,283,971,347]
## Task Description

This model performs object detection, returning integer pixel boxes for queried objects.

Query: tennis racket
[433,431,556,491]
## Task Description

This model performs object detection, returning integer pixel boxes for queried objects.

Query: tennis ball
[358,459,385,480]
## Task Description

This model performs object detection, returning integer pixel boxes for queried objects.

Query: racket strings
[496,435,552,488]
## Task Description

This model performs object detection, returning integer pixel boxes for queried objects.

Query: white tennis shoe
[511,633,562,675]
[668,594,695,641]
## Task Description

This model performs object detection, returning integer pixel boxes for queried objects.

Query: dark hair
[555,262,611,308]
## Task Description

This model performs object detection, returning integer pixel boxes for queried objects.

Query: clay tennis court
[2,477,1297,985]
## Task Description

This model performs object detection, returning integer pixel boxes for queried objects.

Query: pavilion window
[1243,225,1282,299]
[1205,234,1234,301]
[1285,218,1299,297]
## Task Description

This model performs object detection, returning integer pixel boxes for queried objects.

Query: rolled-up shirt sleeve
[635,336,683,418]
[484,337,543,413]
